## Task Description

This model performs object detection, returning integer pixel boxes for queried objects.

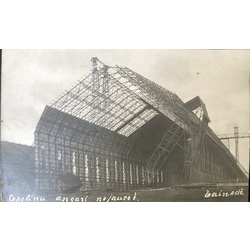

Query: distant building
[1,141,35,196]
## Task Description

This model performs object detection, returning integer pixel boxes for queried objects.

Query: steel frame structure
[34,58,248,193]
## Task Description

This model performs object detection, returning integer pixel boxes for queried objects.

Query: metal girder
[182,114,209,183]
[184,96,211,123]
[145,122,184,184]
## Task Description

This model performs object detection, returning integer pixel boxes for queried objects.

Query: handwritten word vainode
[204,188,244,198]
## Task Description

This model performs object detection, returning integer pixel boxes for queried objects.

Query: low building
[1,141,35,196]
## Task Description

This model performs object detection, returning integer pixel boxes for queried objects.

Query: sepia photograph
[1,2,250,250]
[1,49,249,202]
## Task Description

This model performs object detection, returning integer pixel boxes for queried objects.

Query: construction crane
[218,125,250,163]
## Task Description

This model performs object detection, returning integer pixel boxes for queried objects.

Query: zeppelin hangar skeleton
[34,58,248,193]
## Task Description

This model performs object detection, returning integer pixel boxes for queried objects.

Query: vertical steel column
[234,124,239,164]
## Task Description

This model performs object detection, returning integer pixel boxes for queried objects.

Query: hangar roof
[50,60,192,137]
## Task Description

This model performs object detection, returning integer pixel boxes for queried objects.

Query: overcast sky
[1,49,249,170]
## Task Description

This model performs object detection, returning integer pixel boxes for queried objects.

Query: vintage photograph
[1,49,249,202]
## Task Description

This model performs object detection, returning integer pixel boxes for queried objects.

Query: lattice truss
[50,59,190,137]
